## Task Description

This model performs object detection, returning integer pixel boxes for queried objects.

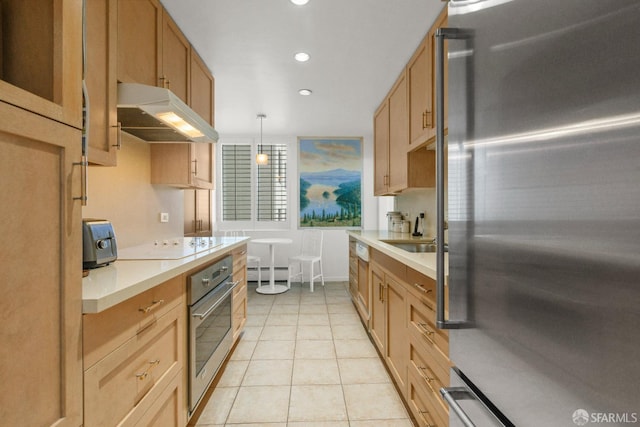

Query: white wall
[82,135,184,248]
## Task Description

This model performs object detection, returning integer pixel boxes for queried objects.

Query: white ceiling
[161,0,446,139]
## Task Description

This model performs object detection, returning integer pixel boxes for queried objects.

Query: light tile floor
[194,281,414,427]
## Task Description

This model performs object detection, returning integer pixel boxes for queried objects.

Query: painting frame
[298,137,363,229]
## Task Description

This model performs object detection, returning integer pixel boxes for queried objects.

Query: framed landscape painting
[298,137,362,228]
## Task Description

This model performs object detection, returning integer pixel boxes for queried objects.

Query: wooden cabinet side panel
[117,0,162,86]
[0,104,82,427]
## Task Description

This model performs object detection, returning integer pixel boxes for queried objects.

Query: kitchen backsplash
[82,135,184,248]
[394,188,437,238]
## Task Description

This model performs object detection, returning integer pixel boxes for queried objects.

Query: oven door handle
[192,280,240,320]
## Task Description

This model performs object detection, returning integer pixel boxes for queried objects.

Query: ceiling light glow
[294,52,310,62]
[298,89,312,96]
[290,0,309,5]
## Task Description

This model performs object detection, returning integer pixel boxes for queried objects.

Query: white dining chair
[287,229,324,292]
[225,230,261,288]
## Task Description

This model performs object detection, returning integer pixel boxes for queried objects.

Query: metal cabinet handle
[435,28,468,330]
[413,283,433,294]
[135,359,160,381]
[423,110,433,129]
[112,122,122,150]
[73,156,88,206]
[192,158,198,176]
[417,322,436,345]
[440,387,477,427]
[417,409,437,427]
[138,299,165,314]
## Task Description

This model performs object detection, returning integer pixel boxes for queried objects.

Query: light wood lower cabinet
[231,245,248,343]
[83,277,187,427]
[365,246,450,427]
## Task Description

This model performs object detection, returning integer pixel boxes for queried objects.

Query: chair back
[300,229,323,257]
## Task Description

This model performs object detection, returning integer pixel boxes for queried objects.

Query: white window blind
[221,145,251,220]
[221,143,288,222]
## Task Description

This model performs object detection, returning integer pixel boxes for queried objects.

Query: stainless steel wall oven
[187,255,237,414]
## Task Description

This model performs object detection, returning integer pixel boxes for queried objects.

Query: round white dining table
[251,238,293,294]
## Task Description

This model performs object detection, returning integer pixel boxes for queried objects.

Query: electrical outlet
[160,212,169,223]
[419,211,425,218]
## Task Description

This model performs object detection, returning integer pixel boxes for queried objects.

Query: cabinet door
[190,50,215,126]
[0,103,83,427]
[192,142,214,187]
[161,10,190,103]
[0,0,82,128]
[408,33,434,148]
[369,263,386,353]
[357,258,370,320]
[86,0,119,166]
[117,0,162,86]
[385,274,408,394]
[373,102,390,195]
[196,189,212,237]
[388,71,409,193]
[184,189,197,236]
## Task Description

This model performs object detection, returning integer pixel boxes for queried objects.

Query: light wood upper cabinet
[373,8,447,196]
[86,0,119,166]
[408,32,434,148]
[388,71,409,193]
[0,0,82,129]
[151,143,214,189]
[117,0,162,86]
[373,101,390,196]
[184,189,213,237]
[408,7,448,150]
[190,50,215,126]
[161,9,190,104]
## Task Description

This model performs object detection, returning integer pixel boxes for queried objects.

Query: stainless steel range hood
[117,83,218,143]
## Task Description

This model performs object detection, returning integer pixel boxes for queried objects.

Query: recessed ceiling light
[294,52,310,62]
[298,89,312,96]
[290,0,309,5]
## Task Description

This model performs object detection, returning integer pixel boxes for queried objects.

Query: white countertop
[82,237,249,314]
[346,230,448,281]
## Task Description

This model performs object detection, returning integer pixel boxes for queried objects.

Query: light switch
[160,212,169,223]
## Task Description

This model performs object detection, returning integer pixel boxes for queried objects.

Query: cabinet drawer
[83,276,184,367]
[408,366,448,427]
[84,304,184,427]
[232,244,248,268]
[132,368,185,427]
[407,268,437,308]
[407,293,449,366]
[409,340,449,424]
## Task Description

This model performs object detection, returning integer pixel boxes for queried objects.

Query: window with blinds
[221,145,251,220]
[221,143,287,222]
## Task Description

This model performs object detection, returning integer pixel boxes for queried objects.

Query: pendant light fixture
[256,114,268,165]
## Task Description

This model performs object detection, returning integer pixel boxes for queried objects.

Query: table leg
[255,243,289,295]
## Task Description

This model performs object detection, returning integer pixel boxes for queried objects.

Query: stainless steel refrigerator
[433,1,640,425]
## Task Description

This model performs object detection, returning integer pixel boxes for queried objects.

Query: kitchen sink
[384,241,441,253]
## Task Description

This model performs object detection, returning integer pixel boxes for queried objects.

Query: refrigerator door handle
[435,28,469,329]
[440,387,477,427]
